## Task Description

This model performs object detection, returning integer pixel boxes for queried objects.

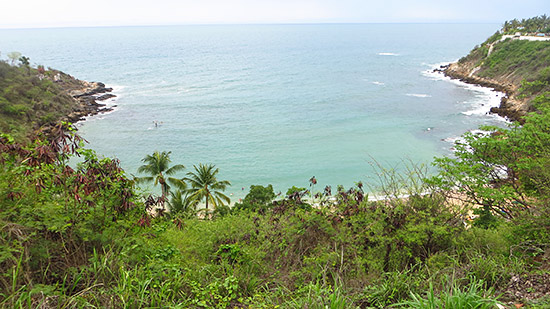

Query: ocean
[0,23,505,198]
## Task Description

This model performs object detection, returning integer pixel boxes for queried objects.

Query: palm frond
[166,164,185,175]
[136,151,185,197]
[135,176,154,184]
[214,191,231,205]
[184,163,231,209]
[168,177,188,191]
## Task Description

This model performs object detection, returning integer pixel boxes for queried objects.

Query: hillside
[443,18,550,122]
[0,59,115,139]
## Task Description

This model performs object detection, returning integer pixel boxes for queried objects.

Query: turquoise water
[0,24,504,197]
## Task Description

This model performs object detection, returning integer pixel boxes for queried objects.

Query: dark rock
[96,93,116,101]
[62,84,116,126]
[80,96,97,105]
[73,86,113,98]
[99,107,114,113]
[444,65,523,122]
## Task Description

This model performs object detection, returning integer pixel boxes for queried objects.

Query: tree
[19,56,30,75]
[7,52,21,66]
[184,163,231,210]
[233,184,276,212]
[168,188,195,218]
[18,56,29,66]
[137,151,185,201]
[429,107,550,222]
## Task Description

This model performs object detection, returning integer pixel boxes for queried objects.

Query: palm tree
[184,163,231,210]
[137,151,185,201]
[168,189,196,218]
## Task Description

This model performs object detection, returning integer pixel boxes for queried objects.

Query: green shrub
[519,79,549,96]
[233,184,276,213]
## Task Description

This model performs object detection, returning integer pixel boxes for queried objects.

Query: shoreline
[427,62,507,121]
[58,63,510,205]
[436,62,527,123]
[46,70,118,128]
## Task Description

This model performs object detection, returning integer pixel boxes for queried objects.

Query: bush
[233,184,276,213]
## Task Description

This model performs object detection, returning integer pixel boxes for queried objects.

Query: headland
[436,31,550,123]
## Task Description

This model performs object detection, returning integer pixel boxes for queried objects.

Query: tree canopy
[184,163,231,210]
[137,150,185,201]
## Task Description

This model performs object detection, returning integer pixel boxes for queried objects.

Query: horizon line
[0,21,503,31]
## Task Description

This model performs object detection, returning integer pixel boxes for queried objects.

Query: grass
[395,280,502,309]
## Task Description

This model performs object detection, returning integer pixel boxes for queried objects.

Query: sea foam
[423,64,507,122]
[406,93,431,98]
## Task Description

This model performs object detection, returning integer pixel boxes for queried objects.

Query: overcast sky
[1,0,548,29]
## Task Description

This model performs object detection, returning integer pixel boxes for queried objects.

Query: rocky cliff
[441,37,550,123]
[46,70,116,124]
[443,61,529,122]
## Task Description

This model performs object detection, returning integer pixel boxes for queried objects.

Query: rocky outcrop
[47,71,117,124]
[71,82,113,98]
[442,62,529,123]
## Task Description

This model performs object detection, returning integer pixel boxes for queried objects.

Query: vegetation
[184,163,231,211]
[136,150,185,202]
[454,15,550,122]
[502,15,550,34]
[458,34,550,91]
[430,106,550,226]
[0,56,79,140]
[479,40,550,82]
[2,118,550,307]
[1,17,550,307]
[233,184,276,213]
[397,281,502,309]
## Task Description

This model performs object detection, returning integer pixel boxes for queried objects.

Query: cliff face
[443,38,550,123]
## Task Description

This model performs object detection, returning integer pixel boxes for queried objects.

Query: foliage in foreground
[396,280,502,309]
[430,106,550,224]
[1,120,550,308]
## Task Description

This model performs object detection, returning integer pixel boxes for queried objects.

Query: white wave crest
[460,88,506,119]
[420,64,508,122]
[378,52,399,56]
[406,93,431,98]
